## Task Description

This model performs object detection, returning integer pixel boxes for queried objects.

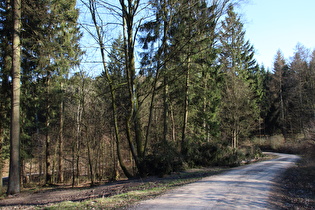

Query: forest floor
[0,167,231,209]
[269,150,315,209]
[0,152,314,209]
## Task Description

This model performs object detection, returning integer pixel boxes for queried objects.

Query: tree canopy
[0,0,314,193]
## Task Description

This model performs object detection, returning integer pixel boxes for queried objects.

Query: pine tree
[267,50,290,137]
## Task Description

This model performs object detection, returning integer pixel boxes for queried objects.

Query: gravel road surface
[130,152,300,210]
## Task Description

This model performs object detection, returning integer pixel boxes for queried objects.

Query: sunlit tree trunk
[7,0,21,195]
[120,0,146,176]
[85,0,133,178]
[181,58,190,155]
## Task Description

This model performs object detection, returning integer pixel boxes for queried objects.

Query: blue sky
[79,0,315,75]
[239,0,315,70]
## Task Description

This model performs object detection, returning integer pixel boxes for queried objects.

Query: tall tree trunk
[162,1,169,143]
[71,145,75,187]
[279,72,286,139]
[121,0,146,176]
[181,60,190,155]
[0,126,3,190]
[163,75,169,143]
[58,92,64,183]
[7,0,21,195]
[75,102,82,186]
[45,77,52,185]
[45,130,51,185]
[87,142,94,185]
[170,103,176,142]
[86,0,133,178]
[111,86,133,178]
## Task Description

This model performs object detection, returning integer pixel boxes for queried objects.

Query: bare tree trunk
[163,75,169,143]
[52,141,59,183]
[279,70,286,139]
[45,76,52,186]
[58,84,64,183]
[85,0,133,178]
[7,0,21,195]
[72,146,75,187]
[120,0,146,176]
[28,159,32,183]
[162,1,170,143]
[45,131,51,185]
[0,127,3,189]
[181,60,190,155]
[87,142,94,185]
[170,104,176,142]
[71,100,82,187]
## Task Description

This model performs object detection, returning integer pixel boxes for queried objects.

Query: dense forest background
[0,0,314,192]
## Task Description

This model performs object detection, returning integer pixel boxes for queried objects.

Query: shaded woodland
[0,0,314,193]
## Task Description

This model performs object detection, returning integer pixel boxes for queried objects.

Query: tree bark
[0,126,3,189]
[58,90,64,183]
[45,77,52,185]
[7,0,21,195]
[120,0,146,176]
[86,0,133,178]
[181,59,190,155]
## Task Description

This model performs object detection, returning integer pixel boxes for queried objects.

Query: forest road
[128,152,300,210]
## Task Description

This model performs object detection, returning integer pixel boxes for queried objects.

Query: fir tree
[20,0,82,185]
[218,4,260,148]
[267,50,290,137]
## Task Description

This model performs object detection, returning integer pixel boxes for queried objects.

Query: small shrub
[186,142,254,167]
[143,141,183,177]
[189,142,220,166]
[214,146,244,167]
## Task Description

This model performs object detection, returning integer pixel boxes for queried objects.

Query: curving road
[130,152,300,210]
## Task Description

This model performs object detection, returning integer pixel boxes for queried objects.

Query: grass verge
[43,167,228,209]
[43,155,275,210]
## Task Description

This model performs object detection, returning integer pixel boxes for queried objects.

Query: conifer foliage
[219,5,260,149]
[0,0,314,191]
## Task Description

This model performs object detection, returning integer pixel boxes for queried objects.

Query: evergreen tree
[309,49,315,119]
[96,37,127,181]
[0,0,12,190]
[290,44,312,135]
[218,4,260,148]
[19,0,82,185]
[139,0,230,165]
[167,0,222,155]
[256,65,272,136]
[267,50,290,137]
[101,36,132,178]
